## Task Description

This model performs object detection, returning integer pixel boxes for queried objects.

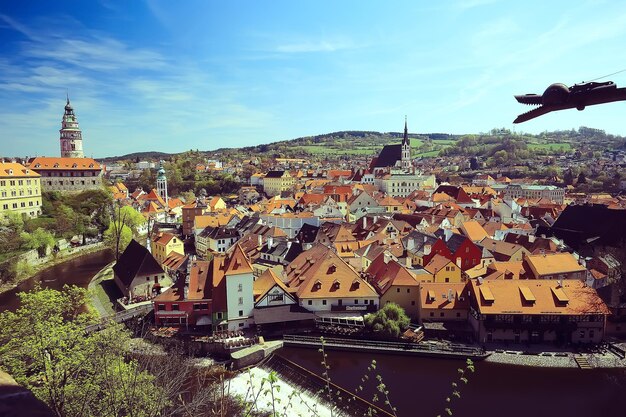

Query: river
[1,251,625,417]
[0,248,114,312]
[279,347,626,417]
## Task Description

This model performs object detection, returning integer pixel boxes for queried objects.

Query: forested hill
[100,127,625,161]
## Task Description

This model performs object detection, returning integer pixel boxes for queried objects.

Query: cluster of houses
[108,125,624,346]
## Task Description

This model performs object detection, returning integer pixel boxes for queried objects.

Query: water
[279,347,626,417]
[0,249,114,312]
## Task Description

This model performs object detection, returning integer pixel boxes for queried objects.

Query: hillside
[99,127,625,162]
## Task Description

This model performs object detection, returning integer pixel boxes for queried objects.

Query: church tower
[156,161,169,204]
[401,116,411,170]
[59,96,84,158]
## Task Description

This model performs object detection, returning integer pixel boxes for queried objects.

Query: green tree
[0,286,163,417]
[577,171,587,185]
[21,227,56,257]
[105,205,145,260]
[0,212,26,253]
[364,302,410,339]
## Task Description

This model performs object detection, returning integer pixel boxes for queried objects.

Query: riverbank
[484,344,626,369]
[87,261,117,317]
[0,242,110,295]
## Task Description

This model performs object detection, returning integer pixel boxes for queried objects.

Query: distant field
[415,150,440,157]
[298,145,379,155]
[528,142,572,151]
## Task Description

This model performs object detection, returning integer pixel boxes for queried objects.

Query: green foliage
[105,205,145,258]
[0,212,26,253]
[21,227,55,256]
[0,286,167,417]
[364,303,410,339]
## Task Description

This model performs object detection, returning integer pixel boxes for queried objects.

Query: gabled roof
[253,269,293,301]
[161,252,188,270]
[434,185,473,204]
[372,144,402,168]
[285,244,378,299]
[152,232,179,247]
[223,243,254,276]
[113,239,164,288]
[424,254,454,274]
[460,220,489,242]
[366,254,419,294]
[524,252,586,276]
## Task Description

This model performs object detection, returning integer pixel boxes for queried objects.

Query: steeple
[156,160,169,204]
[402,115,409,146]
[401,116,411,170]
[59,95,84,158]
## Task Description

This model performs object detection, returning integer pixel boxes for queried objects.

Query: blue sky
[2,0,626,158]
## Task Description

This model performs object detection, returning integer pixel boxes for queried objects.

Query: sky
[2,0,626,158]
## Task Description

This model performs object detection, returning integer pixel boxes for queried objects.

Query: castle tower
[156,161,169,204]
[401,116,411,170]
[59,95,84,158]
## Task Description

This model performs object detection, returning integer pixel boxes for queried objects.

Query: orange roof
[223,244,254,275]
[152,232,179,247]
[460,220,489,242]
[424,254,453,274]
[484,261,525,280]
[0,162,41,178]
[419,282,470,310]
[525,253,587,276]
[29,157,101,170]
[253,269,292,301]
[285,244,378,299]
[366,254,419,294]
[469,279,609,315]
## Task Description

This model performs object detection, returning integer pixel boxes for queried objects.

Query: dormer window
[313,280,322,291]
[8,169,12,175]
[35,164,40,168]
[72,163,78,168]
[89,164,94,168]
[328,264,337,274]
[332,279,340,289]
[53,163,59,168]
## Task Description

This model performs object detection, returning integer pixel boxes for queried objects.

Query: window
[269,293,284,302]
[308,300,312,305]
[0,181,4,186]
[322,300,327,305]
[407,288,410,293]
[354,299,358,305]
[239,322,244,327]
[2,204,7,210]
[238,297,243,305]
[397,288,400,293]
[217,312,223,319]
[445,278,449,283]
[429,312,434,317]
[172,304,179,311]
[456,312,461,318]
[158,304,166,311]
[238,283,243,292]
[239,310,244,317]
[440,312,445,317]
[411,300,416,306]
[446,266,450,271]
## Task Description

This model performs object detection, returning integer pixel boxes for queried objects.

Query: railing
[85,304,153,333]
[283,334,486,358]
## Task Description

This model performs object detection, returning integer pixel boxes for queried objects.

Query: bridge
[283,334,489,360]
[85,303,152,333]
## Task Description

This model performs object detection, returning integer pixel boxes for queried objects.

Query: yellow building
[262,170,296,197]
[0,162,42,219]
[151,232,185,265]
[424,254,462,283]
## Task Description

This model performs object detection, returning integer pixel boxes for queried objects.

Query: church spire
[401,116,411,170]
[59,96,84,158]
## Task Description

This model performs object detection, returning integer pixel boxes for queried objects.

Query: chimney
[405,256,412,268]
[363,216,367,229]
[456,257,462,268]
[257,234,263,247]
[268,235,274,249]
[406,238,415,251]
[287,241,292,249]
[424,244,431,256]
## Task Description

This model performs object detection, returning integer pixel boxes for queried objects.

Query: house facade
[0,162,42,219]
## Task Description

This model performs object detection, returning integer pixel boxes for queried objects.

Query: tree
[105,205,145,260]
[577,171,587,185]
[563,169,574,186]
[0,286,167,417]
[364,302,410,339]
[21,227,55,257]
[0,212,26,253]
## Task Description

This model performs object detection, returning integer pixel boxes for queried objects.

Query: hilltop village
[2,101,626,353]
